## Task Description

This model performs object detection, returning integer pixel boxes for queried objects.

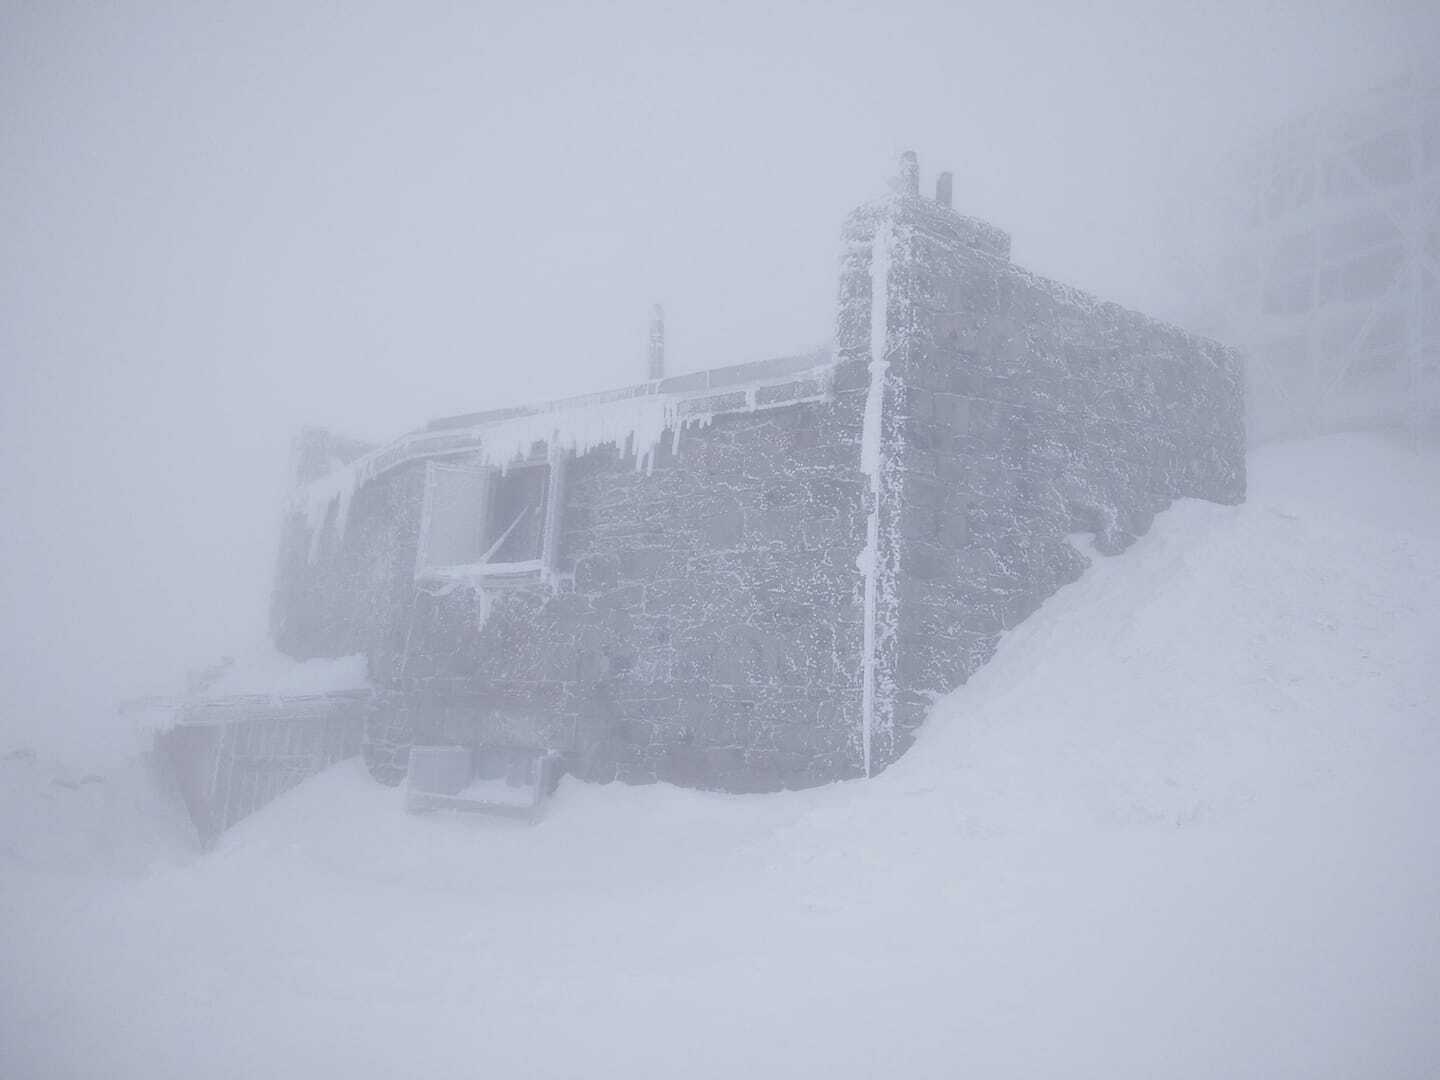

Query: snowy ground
[3,432,1438,1079]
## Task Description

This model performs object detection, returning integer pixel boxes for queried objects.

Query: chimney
[936,170,953,209]
[647,303,665,381]
[892,150,920,197]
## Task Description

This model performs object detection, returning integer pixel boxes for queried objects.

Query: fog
[5,4,1440,1076]
[1,1,1428,758]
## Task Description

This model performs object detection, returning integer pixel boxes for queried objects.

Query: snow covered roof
[122,650,372,735]
[424,350,835,434]
[292,350,837,552]
[194,650,371,701]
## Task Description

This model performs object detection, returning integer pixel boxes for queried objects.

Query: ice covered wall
[268,168,1243,795]
[838,182,1246,772]
[271,382,877,792]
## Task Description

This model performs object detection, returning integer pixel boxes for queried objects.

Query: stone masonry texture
[837,191,1245,773]
[268,172,1245,796]
[275,395,873,792]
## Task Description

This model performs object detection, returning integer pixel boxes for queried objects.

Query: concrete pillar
[936,171,953,209]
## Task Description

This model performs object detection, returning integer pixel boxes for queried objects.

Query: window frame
[414,449,567,588]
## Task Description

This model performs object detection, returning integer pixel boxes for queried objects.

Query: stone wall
[837,190,1246,772]
[273,392,875,792]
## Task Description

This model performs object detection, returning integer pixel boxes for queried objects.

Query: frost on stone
[857,214,893,777]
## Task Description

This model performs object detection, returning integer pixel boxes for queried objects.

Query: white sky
[1,0,1433,758]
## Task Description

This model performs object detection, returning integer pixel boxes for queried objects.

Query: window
[416,454,565,585]
[485,465,550,563]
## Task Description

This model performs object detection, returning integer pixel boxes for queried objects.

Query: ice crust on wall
[274,352,865,795]
[857,215,893,777]
[267,159,1245,795]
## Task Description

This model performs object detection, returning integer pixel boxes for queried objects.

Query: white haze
[0,2,1432,751]
[4,6,1440,1079]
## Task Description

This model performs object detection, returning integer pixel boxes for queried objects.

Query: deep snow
[2,433,1438,1079]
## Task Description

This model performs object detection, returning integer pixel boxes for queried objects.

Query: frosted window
[417,458,563,579]
[421,465,488,568]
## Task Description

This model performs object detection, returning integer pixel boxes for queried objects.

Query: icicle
[857,216,894,778]
[471,392,683,474]
[291,353,834,567]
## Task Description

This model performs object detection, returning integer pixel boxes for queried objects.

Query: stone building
[166,154,1245,839]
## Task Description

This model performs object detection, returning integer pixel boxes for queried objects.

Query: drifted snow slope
[3,433,1438,1079]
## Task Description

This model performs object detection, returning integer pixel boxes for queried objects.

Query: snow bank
[5,433,1439,1080]
[0,750,195,877]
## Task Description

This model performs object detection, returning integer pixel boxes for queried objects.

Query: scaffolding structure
[1216,72,1440,441]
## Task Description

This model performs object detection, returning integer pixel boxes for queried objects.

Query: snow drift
[2,433,1437,1079]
